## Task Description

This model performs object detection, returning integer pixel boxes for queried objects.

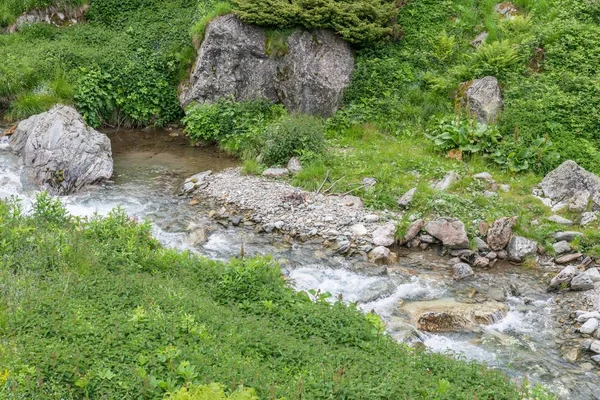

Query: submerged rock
[452,263,474,280]
[9,105,113,195]
[400,299,508,332]
[463,76,503,124]
[548,265,578,291]
[369,246,397,265]
[183,171,212,194]
[180,14,354,117]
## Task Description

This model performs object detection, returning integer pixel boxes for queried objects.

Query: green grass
[0,195,554,399]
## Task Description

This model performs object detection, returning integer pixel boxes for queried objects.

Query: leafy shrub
[262,114,325,166]
[426,117,502,156]
[231,0,401,45]
[183,99,286,158]
[468,40,524,77]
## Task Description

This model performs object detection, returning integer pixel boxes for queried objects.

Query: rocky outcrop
[540,161,600,209]
[180,14,354,117]
[9,105,113,194]
[400,299,508,332]
[424,218,469,249]
[463,76,503,124]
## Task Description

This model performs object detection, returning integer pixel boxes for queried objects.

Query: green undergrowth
[0,0,200,127]
[0,195,553,399]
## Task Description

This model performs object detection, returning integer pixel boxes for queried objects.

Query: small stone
[397,188,417,208]
[580,318,600,334]
[473,172,493,181]
[577,311,600,323]
[447,257,461,265]
[590,341,600,354]
[262,168,289,178]
[364,214,380,223]
[554,231,584,242]
[592,355,600,365]
[432,171,460,191]
[473,256,490,268]
[571,273,595,291]
[582,212,598,226]
[368,246,397,265]
[402,219,424,243]
[547,215,573,225]
[497,250,508,259]
[583,267,600,282]
[478,221,489,237]
[474,237,490,251]
[507,235,538,262]
[485,251,497,260]
[555,253,582,264]
[483,191,498,198]
[452,263,474,280]
[551,201,568,213]
[494,2,519,18]
[552,241,571,255]
[470,31,488,47]
[230,216,241,226]
[499,184,510,192]
[362,177,377,188]
[286,157,302,174]
[188,199,199,206]
[350,223,368,236]
[372,222,396,247]
[419,234,437,244]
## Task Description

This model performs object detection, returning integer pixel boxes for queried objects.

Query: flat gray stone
[552,241,571,255]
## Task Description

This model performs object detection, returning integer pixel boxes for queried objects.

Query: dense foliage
[0,195,549,399]
[263,114,325,166]
[0,0,199,126]
[231,0,400,45]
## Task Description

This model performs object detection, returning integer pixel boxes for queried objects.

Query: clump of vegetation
[0,195,553,399]
[263,114,325,165]
[165,383,259,400]
[231,0,401,45]
[0,0,88,28]
[182,98,286,159]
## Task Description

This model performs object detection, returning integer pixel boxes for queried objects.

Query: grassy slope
[289,0,600,255]
[0,196,549,399]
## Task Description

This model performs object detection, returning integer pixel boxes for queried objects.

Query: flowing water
[1,128,599,399]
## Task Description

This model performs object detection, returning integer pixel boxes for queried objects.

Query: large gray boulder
[180,14,354,117]
[464,76,503,124]
[9,105,113,195]
[424,218,469,249]
[507,235,537,262]
[540,160,600,205]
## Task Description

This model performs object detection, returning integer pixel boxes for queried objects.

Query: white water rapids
[1,130,598,399]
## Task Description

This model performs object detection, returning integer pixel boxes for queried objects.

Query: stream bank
[2,127,600,398]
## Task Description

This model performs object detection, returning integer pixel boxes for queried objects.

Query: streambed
[1,128,599,399]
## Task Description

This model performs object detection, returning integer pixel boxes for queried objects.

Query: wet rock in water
[591,340,600,354]
[486,216,516,251]
[507,235,537,262]
[183,171,212,194]
[357,280,396,303]
[400,298,508,332]
[262,168,290,178]
[424,218,469,249]
[592,354,600,365]
[372,222,396,247]
[470,31,488,47]
[452,263,474,280]
[431,171,460,191]
[548,215,573,225]
[554,231,584,242]
[463,76,503,124]
[397,187,416,208]
[581,318,600,334]
[571,273,595,291]
[577,311,600,323]
[487,288,506,302]
[548,265,578,291]
[401,219,424,244]
[553,240,571,255]
[555,253,582,264]
[369,246,397,265]
[541,161,600,207]
[180,14,354,117]
[287,157,302,174]
[9,105,113,195]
